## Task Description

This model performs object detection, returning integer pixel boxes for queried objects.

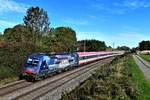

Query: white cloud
[114,0,150,10]
[117,33,145,40]
[77,31,103,40]
[0,0,28,13]
[91,3,127,14]
[91,4,105,10]
[123,26,140,31]
[86,14,109,22]
[0,19,19,32]
[63,18,88,25]
[89,0,150,15]
[0,19,18,27]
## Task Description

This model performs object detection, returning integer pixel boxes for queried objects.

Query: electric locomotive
[20,52,79,80]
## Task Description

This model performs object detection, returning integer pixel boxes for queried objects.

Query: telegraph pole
[113,42,115,51]
[84,40,86,52]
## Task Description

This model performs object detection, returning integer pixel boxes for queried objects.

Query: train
[20,51,122,80]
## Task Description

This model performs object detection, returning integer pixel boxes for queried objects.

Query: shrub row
[61,54,139,100]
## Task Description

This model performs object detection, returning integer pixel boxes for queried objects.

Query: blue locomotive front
[20,53,57,80]
[20,52,79,80]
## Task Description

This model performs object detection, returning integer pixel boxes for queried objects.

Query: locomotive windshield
[26,58,39,67]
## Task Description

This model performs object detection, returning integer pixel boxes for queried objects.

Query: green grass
[0,77,18,87]
[0,66,18,86]
[127,55,150,99]
[140,54,150,62]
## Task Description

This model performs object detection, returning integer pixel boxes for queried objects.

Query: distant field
[140,54,150,63]
[61,54,150,100]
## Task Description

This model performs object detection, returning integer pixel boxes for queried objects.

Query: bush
[0,42,37,80]
[61,54,139,100]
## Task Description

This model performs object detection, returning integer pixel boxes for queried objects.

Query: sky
[0,0,150,48]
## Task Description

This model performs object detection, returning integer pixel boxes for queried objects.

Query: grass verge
[128,55,150,99]
[0,66,19,86]
[0,77,18,87]
[140,54,150,63]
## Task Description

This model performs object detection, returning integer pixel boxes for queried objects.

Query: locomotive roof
[28,53,48,59]
[77,51,112,57]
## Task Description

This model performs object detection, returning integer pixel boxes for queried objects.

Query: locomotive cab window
[26,58,39,67]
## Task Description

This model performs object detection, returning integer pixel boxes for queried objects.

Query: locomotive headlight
[23,73,27,75]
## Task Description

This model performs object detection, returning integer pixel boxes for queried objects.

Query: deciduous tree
[139,40,150,50]
[24,7,50,37]
[4,24,34,44]
[44,27,77,52]
[77,39,107,51]
[117,46,130,51]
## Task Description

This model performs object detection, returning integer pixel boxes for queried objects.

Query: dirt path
[133,55,150,80]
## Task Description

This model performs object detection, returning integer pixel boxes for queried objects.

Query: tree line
[139,40,150,51]
[0,6,78,79]
[0,6,107,80]
[0,7,77,53]
[77,39,107,51]
[130,41,150,53]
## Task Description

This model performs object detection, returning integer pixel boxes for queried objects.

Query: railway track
[0,56,115,100]
[0,80,32,96]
